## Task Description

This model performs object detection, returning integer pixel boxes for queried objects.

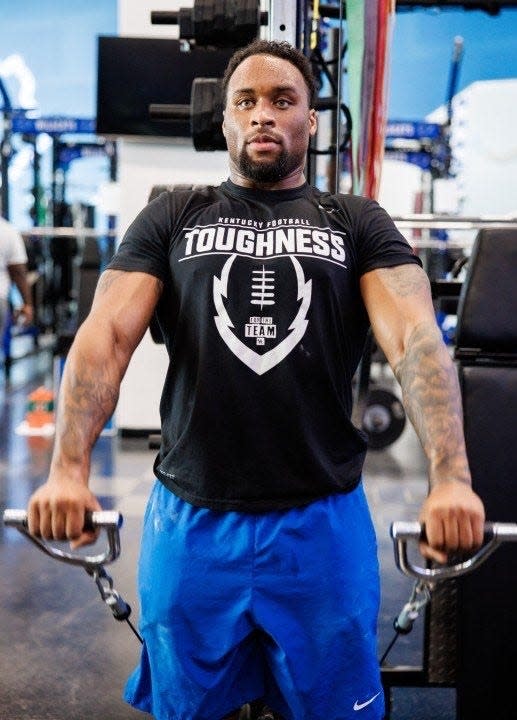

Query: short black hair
[221,40,317,109]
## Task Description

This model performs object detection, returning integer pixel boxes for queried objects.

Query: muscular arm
[363,265,468,484]
[361,264,485,560]
[28,269,163,545]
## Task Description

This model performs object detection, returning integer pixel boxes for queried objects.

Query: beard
[238,145,301,184]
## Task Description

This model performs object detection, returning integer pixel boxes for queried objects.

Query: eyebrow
[231,84,301,97]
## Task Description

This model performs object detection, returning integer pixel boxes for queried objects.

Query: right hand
[27,479,103,549]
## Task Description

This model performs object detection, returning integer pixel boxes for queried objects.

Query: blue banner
[57,144,109,168]
[386,120,442,141]
[11,114,96,135]
[384,149,433,171]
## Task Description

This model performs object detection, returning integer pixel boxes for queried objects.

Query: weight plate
[362,387,406,450]
[191,78,225,151]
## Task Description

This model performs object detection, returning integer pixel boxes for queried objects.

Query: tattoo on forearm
[52,270,162,467]
[55,351,119,464]
[393,322,470,484]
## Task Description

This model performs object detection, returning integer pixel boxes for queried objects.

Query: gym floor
[0,348,456,720]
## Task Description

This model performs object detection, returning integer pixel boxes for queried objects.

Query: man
[0,216,33,340]
[27,40,485,720]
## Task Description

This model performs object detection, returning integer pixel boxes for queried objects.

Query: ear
[308,108,317,137]
[221,109,227,138]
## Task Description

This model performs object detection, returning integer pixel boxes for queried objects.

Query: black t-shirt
[108,179,420,511]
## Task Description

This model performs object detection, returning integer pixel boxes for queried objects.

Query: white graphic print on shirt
[179,217,347,375]
[213,254,311,375]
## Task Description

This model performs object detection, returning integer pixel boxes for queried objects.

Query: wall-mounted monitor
[96,36,233,138]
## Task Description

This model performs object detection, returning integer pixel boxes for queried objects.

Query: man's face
[222,54,317,188]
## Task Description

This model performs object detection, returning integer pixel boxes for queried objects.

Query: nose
[251,98,274,126]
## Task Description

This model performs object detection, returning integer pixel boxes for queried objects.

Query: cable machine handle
[390,520,517,582]
[2,509,123,569]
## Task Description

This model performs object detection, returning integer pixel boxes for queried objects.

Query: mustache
[246,132,282,144]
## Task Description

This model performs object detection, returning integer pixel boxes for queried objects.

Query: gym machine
[377,227,517,719]
[2,509,142,643]
[146,0,350,164]
[454,229,517,719]
[5,505,517,720]
[0,108,117,378]
[150,1,270,48]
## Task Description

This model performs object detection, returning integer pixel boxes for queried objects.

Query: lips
[248,133,280,144]
[247,133,281,151]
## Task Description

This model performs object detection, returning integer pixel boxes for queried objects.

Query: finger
[70,530,99,550]
[65,505,86,541]
[69,500,102,548]
[419,541,448,565]
[421,514,444,552]
[50,510,66,541]
[27,500,40,537]
[457,516,474,551]
[39,504,53,540]
[442,516,460,552]
[471,514,485,548]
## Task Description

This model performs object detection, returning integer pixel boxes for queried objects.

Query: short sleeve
[349,197,421,276]
[108,191,173,284]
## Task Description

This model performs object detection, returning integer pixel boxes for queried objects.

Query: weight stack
[456,365,517,720]
[425,579,458,686]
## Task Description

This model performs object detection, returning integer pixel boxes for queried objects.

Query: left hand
[418,479,485,563]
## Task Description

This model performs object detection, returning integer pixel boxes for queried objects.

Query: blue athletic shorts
[124,481,384,720]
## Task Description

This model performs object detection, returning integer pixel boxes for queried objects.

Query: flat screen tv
[96,36,233,138]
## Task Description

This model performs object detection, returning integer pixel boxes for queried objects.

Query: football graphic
[213,254,312,375]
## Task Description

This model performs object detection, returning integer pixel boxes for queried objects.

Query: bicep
[85,269,163,356]
[360,264,437,367]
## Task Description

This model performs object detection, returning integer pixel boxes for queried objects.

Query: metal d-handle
[2,509,123,569]
[390,520,517,582]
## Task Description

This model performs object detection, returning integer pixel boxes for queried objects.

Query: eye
[275,98,293,109]
[236,97,254,109]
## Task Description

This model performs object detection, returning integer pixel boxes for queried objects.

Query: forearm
[361,264,483,557]
[393,320,470,487]
[51,322,128,480]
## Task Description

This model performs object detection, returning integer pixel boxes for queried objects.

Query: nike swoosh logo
[353,692,381,711]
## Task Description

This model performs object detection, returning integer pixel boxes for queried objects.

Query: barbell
[151,0,268,48]
[150,77,225,151]
[149,78,351,152]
